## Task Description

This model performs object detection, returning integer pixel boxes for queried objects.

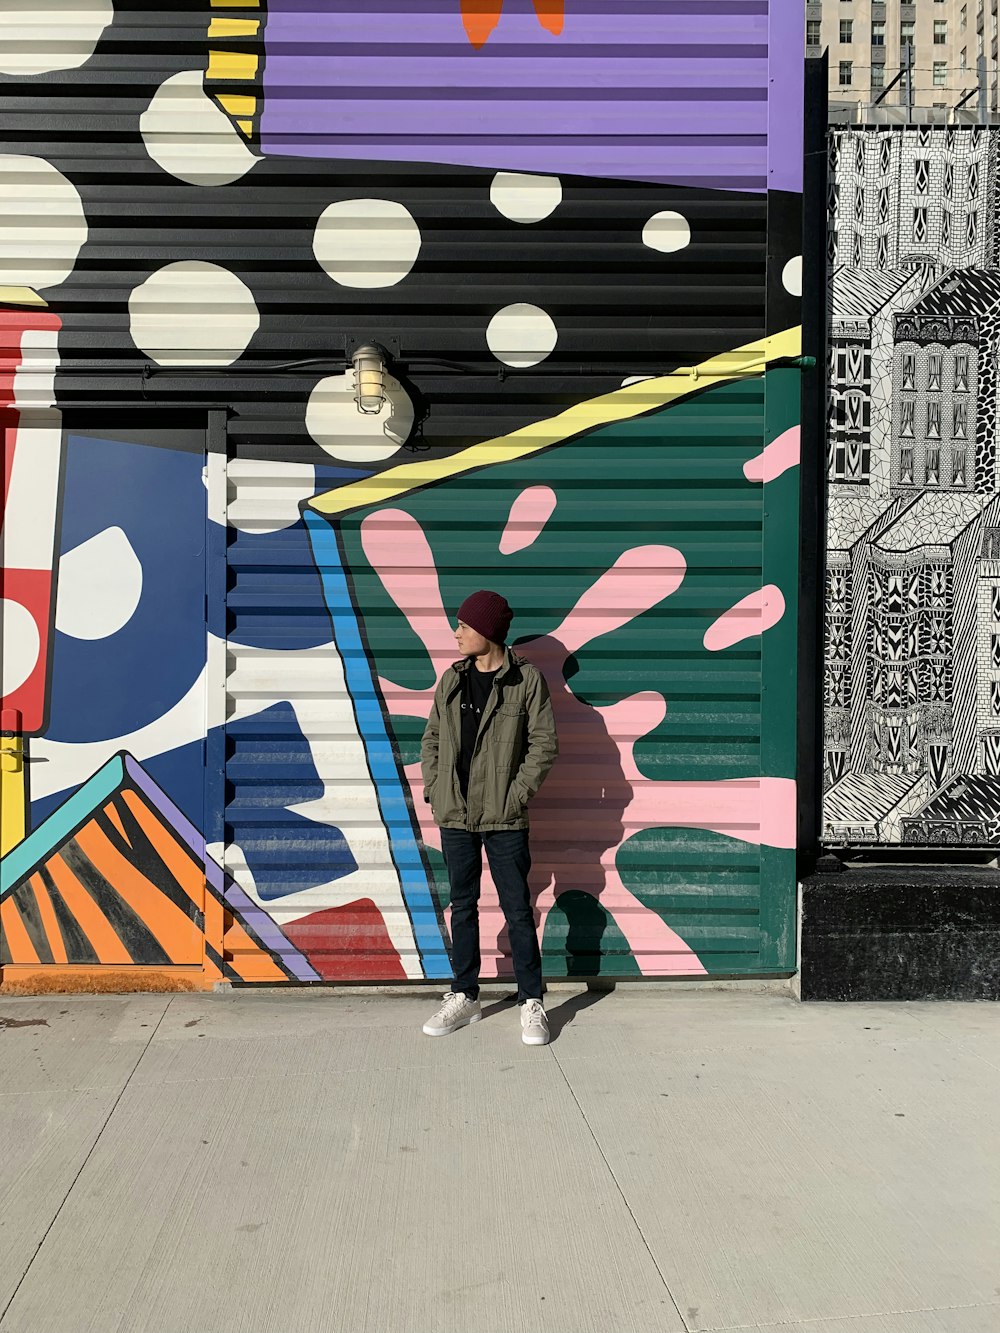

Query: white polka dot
[490,172,562,224]
[226,460,316,532]
[313,199,421,289]
[306,371,415,462]
[0,598,40,696]
[128,261,259,367]
[140,70,257,187]
[642,210,691,254]
[0,0,113,76]
[55,527,142,640]
[782,255,803,297]
[487,303,558,369]
[0,155,87,293]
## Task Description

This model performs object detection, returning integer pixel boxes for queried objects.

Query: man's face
[455,619,491,657]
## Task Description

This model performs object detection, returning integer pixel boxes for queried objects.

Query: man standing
[420,590,558,1044]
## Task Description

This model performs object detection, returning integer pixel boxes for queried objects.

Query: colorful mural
[305,338,802,979]
[0,1,804,987]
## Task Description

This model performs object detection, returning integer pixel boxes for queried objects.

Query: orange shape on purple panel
[461,0,564,48]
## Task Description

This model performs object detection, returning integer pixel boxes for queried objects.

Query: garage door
[220,351,801,983]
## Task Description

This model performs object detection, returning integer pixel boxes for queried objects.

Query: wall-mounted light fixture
[350,342,387,415]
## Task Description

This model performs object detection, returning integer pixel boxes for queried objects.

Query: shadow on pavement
[546,985,615,1041]
[478,983,615,1040]
[480,993,519,1020]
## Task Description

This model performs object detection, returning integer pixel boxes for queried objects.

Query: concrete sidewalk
[0,988,997,1333]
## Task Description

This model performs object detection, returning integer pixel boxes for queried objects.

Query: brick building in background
[809,0,1000,115]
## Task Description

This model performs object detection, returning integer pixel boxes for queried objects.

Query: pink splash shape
[703,585,786,652]
[759,778,798,849]
[361,509,458,719]
[552,545,687,655]
[499,485,557,555]
[743,425,800,484]
[627,774,797,851]
[606,693,797,848]
[364,509,792,978]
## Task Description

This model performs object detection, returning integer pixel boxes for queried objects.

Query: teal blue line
[305,512,449,978]
[1,755,124,896]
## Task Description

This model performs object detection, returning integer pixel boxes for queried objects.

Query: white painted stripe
[224,639,422,977]
[12,327,59,411]
[2,413,63,569]
[204,452,228,734]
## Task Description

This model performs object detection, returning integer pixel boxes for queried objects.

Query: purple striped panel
[768,3,805,193]
[260,0,799,193]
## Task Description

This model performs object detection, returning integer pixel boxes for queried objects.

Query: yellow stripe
[236,118,254,136]
[309,326,802,518]
[0,285,47,308]
[211,0,260,7]
[0,748,26,858]
[207,49,259,81]
[208,17,260,37]
[217,93,256,118]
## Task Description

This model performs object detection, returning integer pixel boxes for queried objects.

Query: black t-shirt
[457,666,500,798]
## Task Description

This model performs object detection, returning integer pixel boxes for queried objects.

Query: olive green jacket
[421,648,558,832]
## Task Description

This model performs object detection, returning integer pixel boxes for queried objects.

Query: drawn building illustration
[829,123,1000,272]
[825,125,1000,846]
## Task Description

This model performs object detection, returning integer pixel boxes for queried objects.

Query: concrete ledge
[800,864,1000,1001]
[0,966,208,995]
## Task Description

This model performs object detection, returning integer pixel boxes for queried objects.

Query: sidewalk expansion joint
[549,1043,691,1332]
[0,997,176,1328]
[718,1297,1000,1331]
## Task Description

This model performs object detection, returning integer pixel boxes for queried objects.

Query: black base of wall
[800,865,1000,1001]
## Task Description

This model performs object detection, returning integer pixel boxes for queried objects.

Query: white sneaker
[422,991,482,1037]
[520,999,550,1046]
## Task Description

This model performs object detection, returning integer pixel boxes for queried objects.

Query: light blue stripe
[1,755,124,896]
[304,511,449,977]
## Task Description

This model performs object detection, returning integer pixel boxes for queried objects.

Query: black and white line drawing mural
[825,126,1000,847]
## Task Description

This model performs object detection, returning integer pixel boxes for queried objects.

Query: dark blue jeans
[440,828,542,1003]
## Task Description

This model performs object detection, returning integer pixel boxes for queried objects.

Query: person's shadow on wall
[493,633,634,984]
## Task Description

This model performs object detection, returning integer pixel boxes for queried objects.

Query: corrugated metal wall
[0,3,805,988]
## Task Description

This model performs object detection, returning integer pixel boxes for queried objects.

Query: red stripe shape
[0,567,53,734]
[2,410,19,519]
[282,900,407,981]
